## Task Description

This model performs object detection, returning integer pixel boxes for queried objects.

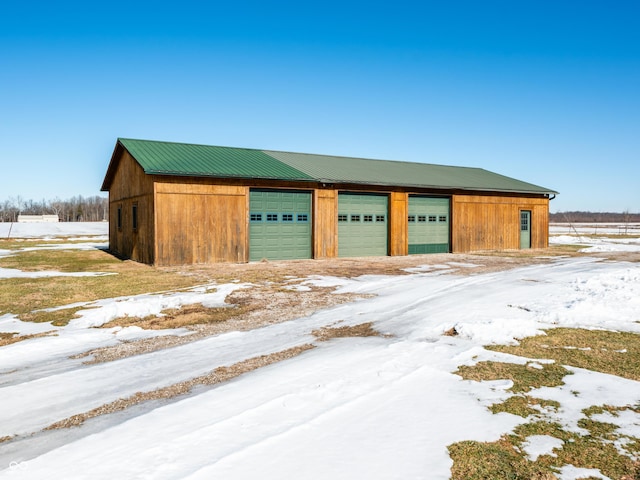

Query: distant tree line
[0,196,108,222]
[550,211,640,223]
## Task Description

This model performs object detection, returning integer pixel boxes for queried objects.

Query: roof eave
[100,140,126,191]
[142,171,556,195]
[315,178,557,195]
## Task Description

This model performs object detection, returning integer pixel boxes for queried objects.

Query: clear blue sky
[1,0,638,213]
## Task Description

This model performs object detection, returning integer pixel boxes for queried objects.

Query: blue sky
[1,1,638,213]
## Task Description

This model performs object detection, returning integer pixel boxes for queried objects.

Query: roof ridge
[266,149,482,171]
[119,138,481,171]
[118,137,267,153]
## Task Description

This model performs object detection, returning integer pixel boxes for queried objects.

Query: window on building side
[266,213,278,222]
[338,214,348,222]
[282,214,293,222]
[132,203,138,231]
[297,214,308,222]
[364,215,373,222]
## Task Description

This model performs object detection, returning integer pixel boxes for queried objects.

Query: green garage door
[249,190,312,261]
[408,196,450,254]
[338,193,388,257]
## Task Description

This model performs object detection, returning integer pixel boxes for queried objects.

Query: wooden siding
[154,182,248,266]
[451,194,549,252]
[389,192,408,256]
[104,152,551,264]
[107,150,155,264]
[313,188,338,258]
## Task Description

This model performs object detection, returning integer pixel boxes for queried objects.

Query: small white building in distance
[17,215,60,223]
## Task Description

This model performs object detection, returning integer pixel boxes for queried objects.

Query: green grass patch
[450,418,640,479]
[0,247,112,272]
[449,328,640,479]
[455,361,570,393]
[490,395,560,418]
[0,248,209,325]
[487,328,640,381]
[449,438,556,480]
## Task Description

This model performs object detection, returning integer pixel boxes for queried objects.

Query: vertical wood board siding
[389,192,408,256]
[314,188,338,258]
[108,150,155,264]
[451,194,549,251]
[154,183,248,265]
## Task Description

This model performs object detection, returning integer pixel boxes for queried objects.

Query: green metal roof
[102,138,557,195]
[117,138,313,181]
[265,150,555,194]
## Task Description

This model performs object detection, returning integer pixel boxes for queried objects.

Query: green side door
[408,196,450,254]
[338,193,388,257]
[249,190,312,261]
[520,210,531,249]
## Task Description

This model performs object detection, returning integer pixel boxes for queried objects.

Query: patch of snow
[0,314,59,335]
[447,262,481,268]
[550,232,640,252]
[298,275,356,288]
[591,409,640,439]
[69,283,248,329]
[403,263,452,273]
[558,464,611,480]
[530,367,640,436]
[521,434,563,461]
[0,222,108,239]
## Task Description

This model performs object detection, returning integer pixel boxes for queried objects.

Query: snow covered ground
[550,222,640,254]
[1,223,639,479]
[0,221,108,239]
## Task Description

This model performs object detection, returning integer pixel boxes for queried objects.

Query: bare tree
[0,196,108,222]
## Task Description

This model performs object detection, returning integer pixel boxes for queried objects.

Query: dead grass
[100,302,252,330]
[450,419,640,480]
[79,285,365,364]
[449,438,559,480]
[0,246,564,329]
[312,322,388,341]
[19,306,89,326]
[449,328,640,479]
[0,248,207,323]
[489,395,560,418]
[488,328,640,381]
[443,326,459,336]
[454,361,570,393]
[0,330,57,347]
[46,344,315,430]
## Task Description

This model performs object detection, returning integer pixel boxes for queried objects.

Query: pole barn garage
[101,138,557,266]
